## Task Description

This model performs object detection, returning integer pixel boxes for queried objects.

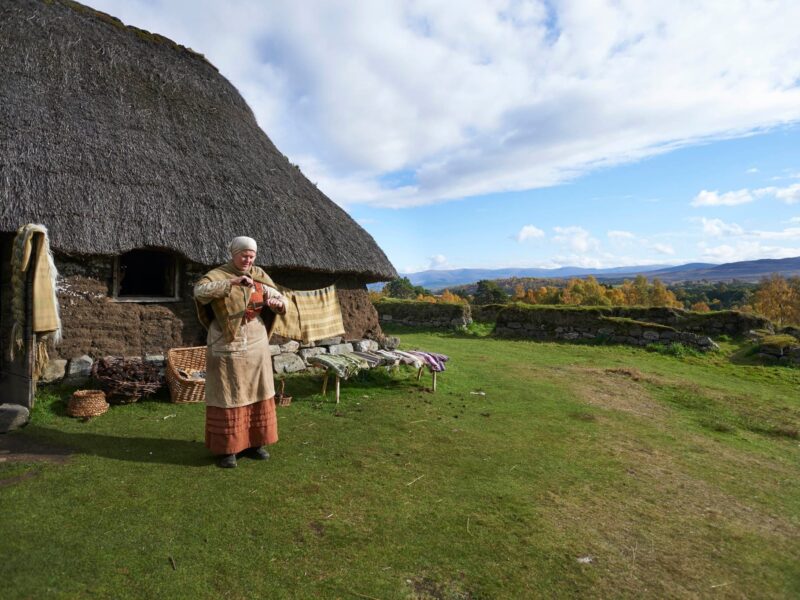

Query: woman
[194,236,287,468]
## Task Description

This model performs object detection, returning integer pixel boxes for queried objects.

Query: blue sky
[91,1,800,273]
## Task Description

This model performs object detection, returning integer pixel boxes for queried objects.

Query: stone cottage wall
[50,255,385,361]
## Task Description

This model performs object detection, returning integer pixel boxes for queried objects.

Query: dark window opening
[114,250,179,300]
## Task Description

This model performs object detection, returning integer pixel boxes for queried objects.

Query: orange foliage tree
[751,274,800,327]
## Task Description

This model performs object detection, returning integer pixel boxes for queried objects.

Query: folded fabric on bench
[307,353,369,379]
[351,350,387,368]
[373,349,403,365]
[407,350,449,372]
[391,350,424,368]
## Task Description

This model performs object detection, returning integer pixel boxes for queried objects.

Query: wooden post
[432,371,437,392]
[335,376,341,404]
[321,373,329,396]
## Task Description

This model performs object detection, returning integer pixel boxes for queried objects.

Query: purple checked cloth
[407,350,449,372]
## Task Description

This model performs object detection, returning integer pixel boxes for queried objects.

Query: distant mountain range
[388,256,800,290]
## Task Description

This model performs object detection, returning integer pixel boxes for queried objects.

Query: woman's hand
[266,297,285,313]
[230,275,254,287]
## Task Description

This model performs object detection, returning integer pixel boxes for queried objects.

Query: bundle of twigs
[91,357,162,404]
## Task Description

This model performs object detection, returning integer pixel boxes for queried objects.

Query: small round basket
[275,393,292,407]
[67,390,109,418]
[275,380,292,407]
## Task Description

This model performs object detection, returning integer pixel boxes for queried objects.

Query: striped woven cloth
[391,350,424,368]
[373,349,404,366]
[407,351,449,372]
[273,284,345,343]
[350,351,384,368]
[307,353,369,379]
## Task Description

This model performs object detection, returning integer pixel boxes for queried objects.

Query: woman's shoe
[246,446,270,460]
[217,454,237,468]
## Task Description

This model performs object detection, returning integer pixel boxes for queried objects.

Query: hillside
[398,256,800,290]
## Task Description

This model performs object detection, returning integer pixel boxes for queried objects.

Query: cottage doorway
[0,232,35,410]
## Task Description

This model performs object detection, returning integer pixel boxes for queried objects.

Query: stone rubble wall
[493,305,775,351]
[39,336,382,386]
[374,299,471,329]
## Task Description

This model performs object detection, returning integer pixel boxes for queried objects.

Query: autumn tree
[752,274,800,327]
[440,289,466,304]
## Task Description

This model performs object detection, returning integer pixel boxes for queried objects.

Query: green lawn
[2,330,799,599]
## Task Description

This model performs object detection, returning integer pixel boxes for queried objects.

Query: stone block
[379,336,400,350]
[0,404,30,432]
[65,354,94,383]
[327,343,354,355]
[40,359,67,384]
[562,332,580,340]
[144,354,165,365]
[268,345,282,356]
[298,347,327,364]
[272,353,306,374]
[354,339,378,352]
[316,336,344,346]
[280,340,300,353]
[642,330,660,341]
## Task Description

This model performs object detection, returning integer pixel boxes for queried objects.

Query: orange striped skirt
[205,398,278,455]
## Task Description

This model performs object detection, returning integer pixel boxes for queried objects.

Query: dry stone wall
[40,336,383,386]
[494,305,774,351]
[374,299,471,329]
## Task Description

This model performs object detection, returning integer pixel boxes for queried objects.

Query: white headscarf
[229,236,257,257]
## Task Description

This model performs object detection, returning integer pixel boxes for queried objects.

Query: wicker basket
[275,379,292,407]
[67,390,109,418]
[166,346,207,403]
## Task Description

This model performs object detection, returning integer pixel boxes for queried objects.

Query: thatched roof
[0,0,397,282]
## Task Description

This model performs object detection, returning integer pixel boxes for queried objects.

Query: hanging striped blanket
[407,351,449,372]
[272,284,345,343]
[307,353,369,379]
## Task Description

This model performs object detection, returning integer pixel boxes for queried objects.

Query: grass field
[2,329,799,599]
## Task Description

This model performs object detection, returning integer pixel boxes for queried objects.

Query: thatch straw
[0,0,397,282]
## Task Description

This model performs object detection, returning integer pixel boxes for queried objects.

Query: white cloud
[758,183,800,204]
[552,226,598,253]
[692,183,800,211]
[691,189,754,207]
[746,167,759,174]
[750,227,800,240]
[516,225,545,242]
[700,217,744,236]
[427,254,449,269]
[790,217,800,223]
[87,0,800,208]
[607,230,636,240]
[700,241,800,263]
[651,243,675,255]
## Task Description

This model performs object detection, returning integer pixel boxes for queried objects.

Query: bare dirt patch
[560,366,669,419]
